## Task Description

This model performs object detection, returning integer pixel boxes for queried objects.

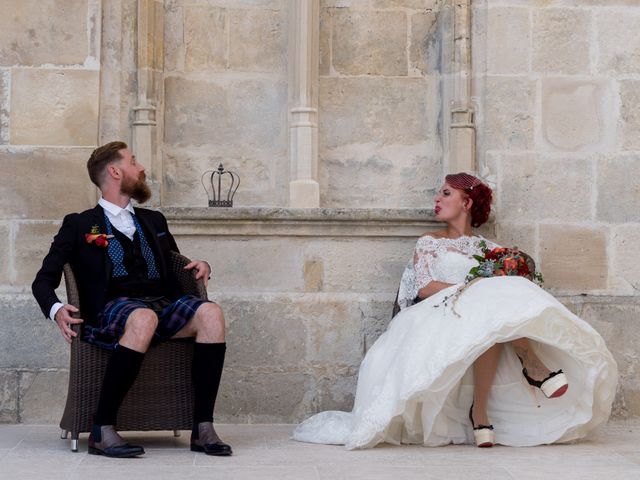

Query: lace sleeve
[413,236,437,291]
[396,236,439,311]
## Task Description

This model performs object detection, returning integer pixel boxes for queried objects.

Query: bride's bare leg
[511,338,551,381]
[472,343,502,426]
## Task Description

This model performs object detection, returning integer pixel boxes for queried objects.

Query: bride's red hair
[445,173,492,228]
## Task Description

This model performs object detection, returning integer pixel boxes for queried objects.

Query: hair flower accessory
[85,225,113,248]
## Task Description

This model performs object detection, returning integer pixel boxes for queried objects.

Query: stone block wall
[1,0,640,425]
[474,0,640,416]
[318,0,444,207]
[163,0,290,207]
[0,0,101,422]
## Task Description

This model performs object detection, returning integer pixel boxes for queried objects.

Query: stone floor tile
[191,465,320,480]
[68,465,197,480]
[1,422,640,479]
[79,449,196,467]
[318,464,514,480]
[619,451,640,466]
[503,464,640,480]
[2,453,83,478]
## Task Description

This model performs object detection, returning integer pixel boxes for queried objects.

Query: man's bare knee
[195,303,225,340]
[125,308,159,338]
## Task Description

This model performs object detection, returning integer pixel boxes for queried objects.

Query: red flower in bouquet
[85,225,113,248]
[467,241,543,285]
[435,240,543,317]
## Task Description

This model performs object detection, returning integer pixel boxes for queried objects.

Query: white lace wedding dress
[293,235,617,449]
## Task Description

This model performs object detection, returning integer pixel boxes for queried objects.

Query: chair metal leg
[60,429,69,439]
[173,430,181,437]
[71,433,79,452]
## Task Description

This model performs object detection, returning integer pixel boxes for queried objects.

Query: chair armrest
[63,264,81,311]
[169,251,209,301]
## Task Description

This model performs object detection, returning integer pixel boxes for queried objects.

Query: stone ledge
[163,207,442,237]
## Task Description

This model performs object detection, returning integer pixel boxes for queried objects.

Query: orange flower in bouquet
[435,240,543,317]
[466,240,543,285]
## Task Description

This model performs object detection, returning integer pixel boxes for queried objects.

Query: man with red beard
[32,141,231,458]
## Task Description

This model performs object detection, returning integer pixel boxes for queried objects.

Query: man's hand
[184,260,211,288]
[54,305,84,344]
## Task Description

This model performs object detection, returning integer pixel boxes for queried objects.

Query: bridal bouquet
[466,240,544,286]
[435,241,543,316]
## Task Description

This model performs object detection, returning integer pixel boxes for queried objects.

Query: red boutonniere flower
[85,225,113,248]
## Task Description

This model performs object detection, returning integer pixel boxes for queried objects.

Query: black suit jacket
[32,205,183,328]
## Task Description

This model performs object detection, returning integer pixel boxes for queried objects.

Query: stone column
[288,0,320,208]
[132,0,164,203]
[449,0,475,174]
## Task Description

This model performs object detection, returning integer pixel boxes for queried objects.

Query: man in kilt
[32,141,232,458]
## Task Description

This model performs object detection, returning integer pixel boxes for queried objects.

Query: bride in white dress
[293,173,617,449]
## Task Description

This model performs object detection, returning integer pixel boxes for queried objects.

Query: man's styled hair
[87,141,127,187]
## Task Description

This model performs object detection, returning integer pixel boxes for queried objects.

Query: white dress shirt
[98,197,136,240]
[49,198,136,321]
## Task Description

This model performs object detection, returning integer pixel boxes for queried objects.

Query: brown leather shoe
[190,422,232,456]
[88,425,145,458]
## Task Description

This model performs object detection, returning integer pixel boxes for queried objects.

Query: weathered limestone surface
[229,8,287,72]
[176,234,414,295]
[483,76,534,151]
[533,8,590,74]
[540,78,614,152]
[597,11,640,75]
[0,370,18,422]
[184,6,227,71]
[0,69,8,144]
[10,69,99,146]
[539,225,608,293]
[13,222,63,286]
[576,299,640,418]
[498,153,593,222]
[170,0,282,7]
[2,0,640,425]
[0,0,89,66]
[0,148,95,220]
[597,155,640,224]
[331,10,407,76]
[495,223,536,258]
[371,0,442,8]
[410,11,438,76]
[163,148,287,208]
[164,77,287,150]
[485,7,529,74]
[0,295,68,370]
[211,292,392,422]
[178,237,307,292]
[19,370,68,424]
[216,369,313,423]
[0,222,8,285]
[319,144,440,208]
[319,77,435,148]
[619,81,640,151]
[611,226,640,296]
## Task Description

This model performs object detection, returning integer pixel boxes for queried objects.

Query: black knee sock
[192,342,226,426]
[94,345,145,426]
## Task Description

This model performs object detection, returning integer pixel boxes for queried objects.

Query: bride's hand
[417,281,455,300]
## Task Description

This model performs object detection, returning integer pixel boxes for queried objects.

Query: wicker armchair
[59,252,208,452]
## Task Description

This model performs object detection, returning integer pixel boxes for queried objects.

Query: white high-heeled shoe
[523,368,569,398]
[469,405,495,448]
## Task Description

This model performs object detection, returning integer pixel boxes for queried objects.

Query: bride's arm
[417,280,454,300]
[412,236,454,300]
